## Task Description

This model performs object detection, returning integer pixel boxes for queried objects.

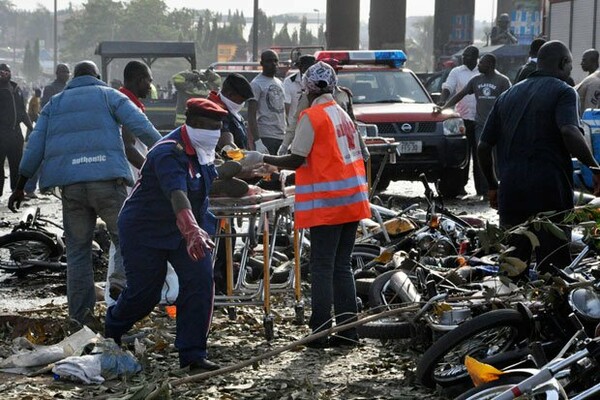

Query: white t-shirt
[442,65,478,121]
[283,71,303,126]
[250,74,286,140]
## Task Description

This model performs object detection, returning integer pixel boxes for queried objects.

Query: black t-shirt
[0,87,15,130]
[464,72,511,127]
[480,73,580,225]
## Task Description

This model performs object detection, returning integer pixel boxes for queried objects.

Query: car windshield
[337,70,431,104]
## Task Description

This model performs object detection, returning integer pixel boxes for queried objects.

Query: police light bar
[315,50,407,67]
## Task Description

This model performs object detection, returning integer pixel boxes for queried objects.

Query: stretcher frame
[209,192,304,339]
[365,141,400,200]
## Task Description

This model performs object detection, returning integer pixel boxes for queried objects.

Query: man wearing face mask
[105,98,226,372]
[208,73,254,150]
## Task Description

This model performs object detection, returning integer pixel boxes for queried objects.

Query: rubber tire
[438,168,464,198]
[351,245,382,273]
[368,270,400,310]
[355,277,375,297]
[0,231,62,274]
[368,270,419,311]
[455,373,546,400]
[357,318,413,340]
[416,309,529,389]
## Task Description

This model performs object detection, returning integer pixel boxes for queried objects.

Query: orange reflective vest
[294,100,371,229]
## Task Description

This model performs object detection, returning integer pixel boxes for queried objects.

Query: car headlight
[356,122,379,137]
[443,117,466,136]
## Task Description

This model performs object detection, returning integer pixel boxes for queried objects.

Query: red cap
[185,98,228,120]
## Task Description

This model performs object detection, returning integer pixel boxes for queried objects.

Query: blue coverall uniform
[105,126,218,367]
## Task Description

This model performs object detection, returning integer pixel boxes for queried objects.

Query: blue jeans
[309,221,359,338]
[61,180,127,323]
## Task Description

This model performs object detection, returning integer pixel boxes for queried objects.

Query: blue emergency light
[315,50,407,67]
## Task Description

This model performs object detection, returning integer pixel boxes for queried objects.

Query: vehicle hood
[353,103,458,123]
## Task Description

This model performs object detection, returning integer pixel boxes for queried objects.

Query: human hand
[175,209,215,261]
[487,189,498,210]
[277,143,288,156]
[240,151,264,170]
[254,139,270,154]
[221,144,237,153]
[8,190,25,213]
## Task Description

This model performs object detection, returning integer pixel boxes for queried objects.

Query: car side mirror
[430,92,441,104]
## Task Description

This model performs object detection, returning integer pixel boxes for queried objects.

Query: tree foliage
[22,39,41,81]
[1,0,322,82]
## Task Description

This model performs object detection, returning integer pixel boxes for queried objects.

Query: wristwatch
[589,166,600,175]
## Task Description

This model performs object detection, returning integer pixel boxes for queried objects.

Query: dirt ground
[0,174,497,400]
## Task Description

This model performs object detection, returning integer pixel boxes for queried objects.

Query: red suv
[315,50,468,197]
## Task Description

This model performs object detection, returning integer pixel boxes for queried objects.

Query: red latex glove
[175,209,215,261]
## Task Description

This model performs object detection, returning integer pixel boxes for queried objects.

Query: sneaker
[188,358,221,372]
[24,192,38,199]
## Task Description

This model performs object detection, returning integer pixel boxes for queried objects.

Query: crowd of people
[1,37,600,370]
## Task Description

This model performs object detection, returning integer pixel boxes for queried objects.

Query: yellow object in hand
[226,149,244,161]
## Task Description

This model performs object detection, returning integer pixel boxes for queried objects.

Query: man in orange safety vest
[241,61,371,347]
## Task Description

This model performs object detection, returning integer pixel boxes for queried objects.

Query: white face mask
[185,125,221,165]
[219,92,244,120]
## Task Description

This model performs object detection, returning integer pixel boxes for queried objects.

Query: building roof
[94,41,196,59]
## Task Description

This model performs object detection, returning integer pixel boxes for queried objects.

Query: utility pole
[252,0,259,61]
[54,0,58,71]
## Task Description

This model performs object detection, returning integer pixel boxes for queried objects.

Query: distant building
[548,0,600,83]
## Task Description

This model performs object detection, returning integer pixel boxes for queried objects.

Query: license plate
[397,141,422,154]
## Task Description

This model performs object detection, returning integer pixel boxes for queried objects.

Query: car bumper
[369,135,468,180]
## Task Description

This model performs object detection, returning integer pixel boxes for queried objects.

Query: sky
[15,0,496,23]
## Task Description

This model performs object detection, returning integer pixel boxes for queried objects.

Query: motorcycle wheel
[0,231,63,275]
[416,309,529,389]
[351,244,382,272]
[455,373,559,400]
[357,318,413,340]
[368,269,420,311]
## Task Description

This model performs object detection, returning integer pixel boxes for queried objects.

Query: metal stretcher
[208,187,304,340]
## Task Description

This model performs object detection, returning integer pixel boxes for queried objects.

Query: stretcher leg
[293,228,305,325]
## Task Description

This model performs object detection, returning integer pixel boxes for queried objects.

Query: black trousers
[0,128,24,196]
[461,119,477,191]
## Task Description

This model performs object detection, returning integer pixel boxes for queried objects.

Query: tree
[406,16,434,72]
[0,0,15,46]
[247,8,274,51]
[291,29,299,47]
[299,16,315,45]
[166,8,197,42]
[120,0,173,41]
[317,24,325,46]
[22,40,40,82]
[61,0,124,62]
[273,22,292,47]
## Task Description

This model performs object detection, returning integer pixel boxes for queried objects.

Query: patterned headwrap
[302,61,337,94]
